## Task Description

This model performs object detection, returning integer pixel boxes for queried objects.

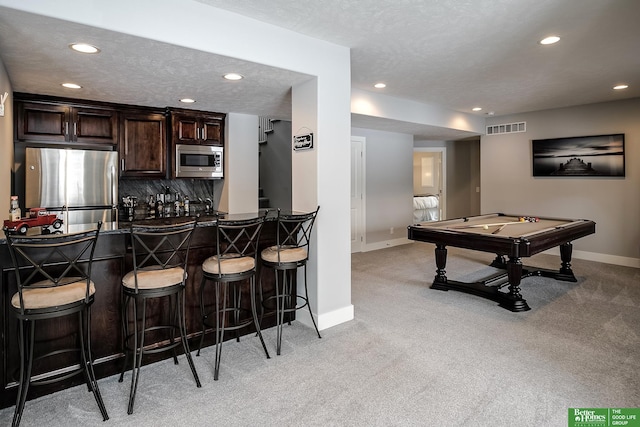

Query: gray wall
[483,97,640,262]
[259,119,292,211]
[352,127,413,245]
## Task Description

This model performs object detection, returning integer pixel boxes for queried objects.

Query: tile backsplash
[119,178,222,214]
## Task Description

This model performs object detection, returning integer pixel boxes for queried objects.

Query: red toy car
[3,208,63,234]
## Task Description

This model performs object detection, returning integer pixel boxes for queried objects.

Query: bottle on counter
[148,195,156,218]
[9,195,21,221]
[163,187,172,217]
[183,196,190,217]
[174,193,181,216]
[156,194,164,218]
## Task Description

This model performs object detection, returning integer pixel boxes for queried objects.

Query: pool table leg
[534,241,578,282]
[430,245,531,312]
[490,254,507,268]
[433,244,448,284]
[503,256,531,312]
[558,242,577,281]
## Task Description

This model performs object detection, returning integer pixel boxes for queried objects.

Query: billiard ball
[483,225,489,230]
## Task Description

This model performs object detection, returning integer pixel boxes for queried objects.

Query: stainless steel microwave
[175,144,223,178]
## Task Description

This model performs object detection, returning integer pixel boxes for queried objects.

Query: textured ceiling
[200,0,640,115]
[0,7,311,120]
[1,0,639,140]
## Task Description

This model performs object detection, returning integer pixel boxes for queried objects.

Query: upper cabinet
[119,109,167,178]
[16,100,118,146]
[14,95,227,181]
[169,109,225,146]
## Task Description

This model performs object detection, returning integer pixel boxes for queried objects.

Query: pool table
[407,213,596,312]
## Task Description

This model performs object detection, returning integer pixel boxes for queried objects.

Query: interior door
[351,137,365,252]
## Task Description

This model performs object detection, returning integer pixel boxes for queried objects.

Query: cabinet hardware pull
[65,122,69,137]
[196,127,200,140]
[74,122,77,138]
[202,127,206,140]
[121,159,125,171]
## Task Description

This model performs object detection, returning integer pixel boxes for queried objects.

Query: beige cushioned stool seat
[11,278,96,310]
[202,254,255,275]
[261,246,308,264]
[122,266,186,290]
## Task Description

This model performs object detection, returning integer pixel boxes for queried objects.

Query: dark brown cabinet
[14,96,228,181]
[16,101,118,145]
[170,110,225,146]
[119,110,167,178]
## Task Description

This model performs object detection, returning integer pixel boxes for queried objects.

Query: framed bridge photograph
[532,133,625,177]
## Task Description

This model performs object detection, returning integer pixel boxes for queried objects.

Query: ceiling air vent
[486,122,526,135]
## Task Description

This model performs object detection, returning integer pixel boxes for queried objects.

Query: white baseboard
[542,248,640,268]
[363,237,412,252]
[318,304,354,330]
[296,304,355,331]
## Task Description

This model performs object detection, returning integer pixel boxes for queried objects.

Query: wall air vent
[486,121,526,135]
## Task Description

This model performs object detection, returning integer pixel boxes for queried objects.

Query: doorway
[413,148,446,221]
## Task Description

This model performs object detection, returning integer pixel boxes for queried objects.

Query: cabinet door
[16,102,70,142]
[171,113,225,145]
[201,116,224,146]
[73,107,118,145]
[172,114,199,144]
[120,111,167,178]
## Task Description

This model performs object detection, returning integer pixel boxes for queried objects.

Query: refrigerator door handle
[111,164,117,208]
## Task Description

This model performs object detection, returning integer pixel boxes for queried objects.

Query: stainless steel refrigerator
[25,147,118,225]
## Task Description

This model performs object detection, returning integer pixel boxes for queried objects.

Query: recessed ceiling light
[539,36,560,45]
[180,98,196,103]
[613,84,629,90]
[374,83,386,89]
[69,43,100,54]
[223,73,243,81]
[472,107,482,112]
[62,83,82,89]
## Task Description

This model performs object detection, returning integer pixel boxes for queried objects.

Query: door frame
[413,147,446,220]
[351,136,366,253]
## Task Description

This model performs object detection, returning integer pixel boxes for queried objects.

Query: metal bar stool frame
[3,223,109,427]
[259,207,321,355]
[119,220,200,414]
[197,215,270,380]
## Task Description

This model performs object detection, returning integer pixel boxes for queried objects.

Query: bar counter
[0,211,282,408]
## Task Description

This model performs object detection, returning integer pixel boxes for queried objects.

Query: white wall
[352,88,485,134]
[483,98,640,266]
[219,113,258,214]
[352,127,413,249]
[0,56,11,220]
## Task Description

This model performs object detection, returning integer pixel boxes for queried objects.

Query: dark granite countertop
[0,209,295,243]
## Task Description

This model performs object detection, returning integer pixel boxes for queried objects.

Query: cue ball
[483,225,489,230]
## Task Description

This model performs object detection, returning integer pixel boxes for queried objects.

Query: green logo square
[569,408,640,427]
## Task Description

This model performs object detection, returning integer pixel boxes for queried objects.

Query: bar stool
[260,207,321,355]
[197,214,270,380]
[119,220,200,414]
[3,223,108,427]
